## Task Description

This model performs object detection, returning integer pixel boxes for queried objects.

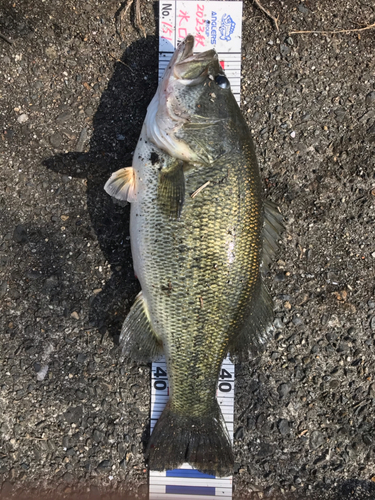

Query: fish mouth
[172,35,217,83]
[144,35,218,164]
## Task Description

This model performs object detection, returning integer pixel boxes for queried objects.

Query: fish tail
[147,400,233,477]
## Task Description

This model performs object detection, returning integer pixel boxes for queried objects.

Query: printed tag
[159,0,243,103]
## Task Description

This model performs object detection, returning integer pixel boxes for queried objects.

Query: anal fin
[104,167,137,202]
[120,292,163,362]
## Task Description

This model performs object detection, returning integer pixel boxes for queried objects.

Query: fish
[104,35,283,476]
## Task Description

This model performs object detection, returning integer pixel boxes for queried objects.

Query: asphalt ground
[0,0,375,498]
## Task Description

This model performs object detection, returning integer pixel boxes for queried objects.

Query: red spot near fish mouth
[220,60,225,69]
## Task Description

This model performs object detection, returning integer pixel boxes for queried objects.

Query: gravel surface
[1,0,375,498]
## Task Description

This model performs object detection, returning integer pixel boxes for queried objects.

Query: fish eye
[215,74,230,89]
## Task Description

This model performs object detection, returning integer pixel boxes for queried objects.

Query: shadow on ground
[44,34,159,341]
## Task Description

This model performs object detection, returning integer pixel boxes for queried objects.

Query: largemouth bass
[105,35,283,476]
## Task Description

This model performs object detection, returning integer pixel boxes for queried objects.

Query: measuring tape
[150,2,243,498]
[150,357,235,499]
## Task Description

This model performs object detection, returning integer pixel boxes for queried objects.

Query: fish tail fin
[147,400,233,477]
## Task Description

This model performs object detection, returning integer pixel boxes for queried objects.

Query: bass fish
[105,35,283,476]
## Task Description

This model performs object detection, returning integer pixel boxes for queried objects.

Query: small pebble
[280,44,291,57]
[338,342,350,353]
[33,362,42,373]
[62,472,74,482]
[71,311,79,320]
[274,272,285,282]
[298,3,310,14]
[0,281,8,298]
[334,108,346,123]
[97,459,111,470]
[310,430,324,449]
[76,353,87,363]
[37,365,49,381]
[278,383,291,398]
[13,225,28,244]
[365,91,375,105]
[17,113,29,123]
[359,109,374,124]
[274,318,284,329]
[278,419,290,435]
[93,429,105,443]
[50,133,63,148]
[56,110,72,123]
[75,390,85,400]
[45,46,57,59]
[233,462,241,473]
[85,106,95,117]
[234,426,244,440]
[292,316,303,326]
[76,127,88,152]
[329,379,340,389]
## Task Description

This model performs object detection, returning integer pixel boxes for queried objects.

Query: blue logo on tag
[219,14,236,41]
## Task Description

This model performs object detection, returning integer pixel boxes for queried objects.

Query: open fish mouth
[171,34,217,83]
[144,35,219,163]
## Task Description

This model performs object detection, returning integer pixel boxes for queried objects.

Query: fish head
[145,35,242,165]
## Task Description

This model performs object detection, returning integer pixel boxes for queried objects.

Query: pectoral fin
[104,167,136,202]
[120,292,163,362]
[158,160,185,219]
